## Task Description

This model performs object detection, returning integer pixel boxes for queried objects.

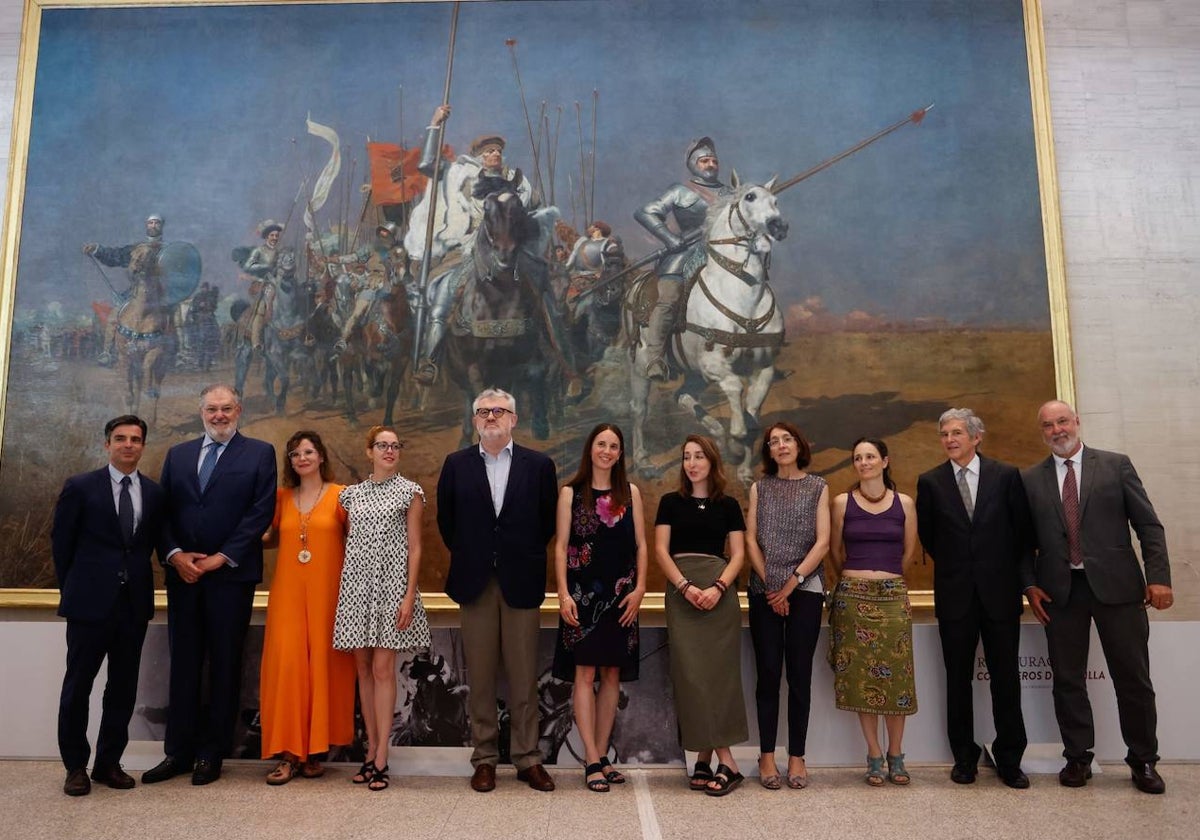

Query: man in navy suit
[437,388,558,792]
[142,384,276,786]
[1021,400,1172,794]
[916,408,1033,788]
[53,414,165,796]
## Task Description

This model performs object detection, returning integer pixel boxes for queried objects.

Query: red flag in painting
[367,142,455,205]
[92,300,113,325]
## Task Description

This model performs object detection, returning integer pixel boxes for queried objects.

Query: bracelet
[713,579,728,594]
[675,577,691,593]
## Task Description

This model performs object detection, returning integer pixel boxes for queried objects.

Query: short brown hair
[760,421,812,475]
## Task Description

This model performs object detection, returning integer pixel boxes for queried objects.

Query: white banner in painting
[303,115,341,234]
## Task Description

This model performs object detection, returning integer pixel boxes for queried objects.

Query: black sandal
[367,764,390,791]
[599,756,625,785]
[584,762,610,793]
[705,764,745,797]
[689,760,715,791]
[351,760,375,785]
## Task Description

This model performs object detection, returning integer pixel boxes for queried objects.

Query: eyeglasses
[767,434,795,449]
[372,441,403,452]
[288,448,319,459]
[475,407,514,419]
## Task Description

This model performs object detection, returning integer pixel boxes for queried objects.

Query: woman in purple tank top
[829,437,918,787]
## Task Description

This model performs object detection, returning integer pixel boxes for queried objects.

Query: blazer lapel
[201,432,241,495]
[497,446,526,519]
[973,457,996,520]
[1040,456,1067,531]
[1078,447,1100,516]
[938,461,971,523]
[468,447,497,520]
[94,468,123,536]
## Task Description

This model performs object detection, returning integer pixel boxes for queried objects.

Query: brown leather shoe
[64,768,91,797]
[91,764,136,789]
[470,763,496,792]
[517,763,556,792]
[1058,759,1092,788]
[1129,762,1165,795]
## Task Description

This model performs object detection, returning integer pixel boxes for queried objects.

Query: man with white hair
[916,408,1033,788]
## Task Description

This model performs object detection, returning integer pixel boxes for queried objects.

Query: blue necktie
[118,476,135,544]
[198,442,222,492]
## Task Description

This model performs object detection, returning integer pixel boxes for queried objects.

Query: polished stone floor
[6,759,1197,840]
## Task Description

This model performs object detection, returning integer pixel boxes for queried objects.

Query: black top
[655,492,745,557]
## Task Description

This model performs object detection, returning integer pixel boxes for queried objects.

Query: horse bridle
[706,191,771,287]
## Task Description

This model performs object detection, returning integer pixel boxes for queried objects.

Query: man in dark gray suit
[917,408,1032,788]
[1021,400,1172,794]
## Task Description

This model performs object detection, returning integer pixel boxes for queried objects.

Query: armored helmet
[686,137,718,180]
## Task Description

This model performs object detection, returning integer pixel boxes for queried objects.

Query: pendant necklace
[694,496,708,511]
[296,483,327,564]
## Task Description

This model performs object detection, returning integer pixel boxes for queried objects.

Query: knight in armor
[633,137,729,381]
[565,221,625,302]
[242,221,282,350]
[335,248,401,350]
[411,104,546,386]
[82,214,167,366]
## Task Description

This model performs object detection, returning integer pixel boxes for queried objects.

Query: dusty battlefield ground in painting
[0,328,1054,595]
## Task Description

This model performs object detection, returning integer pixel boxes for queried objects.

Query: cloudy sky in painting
[17,0,1047,327]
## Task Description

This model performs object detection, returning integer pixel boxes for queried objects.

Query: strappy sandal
[584,762,610,793]
[865,754,886,786]
[299,758,325,778]
[351,760,375,785]
[266,758,299,786]
[887,753,910,785]
[367,764,390,791]
[689,760,715,791]
[599,756,625,785]
[705,763,745,797]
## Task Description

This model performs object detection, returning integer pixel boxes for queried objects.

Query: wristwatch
[794,567,805,581]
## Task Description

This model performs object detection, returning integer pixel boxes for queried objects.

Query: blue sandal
[865,755,885,786]
[584,762,610,793]
[599,756,625,784]
[887,753,910,785]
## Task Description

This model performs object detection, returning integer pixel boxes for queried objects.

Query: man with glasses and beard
[436,388,558,793]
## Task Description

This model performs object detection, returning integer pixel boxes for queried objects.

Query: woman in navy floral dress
[553,423,647,792]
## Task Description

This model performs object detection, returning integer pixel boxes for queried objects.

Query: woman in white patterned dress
[333,425,430,791]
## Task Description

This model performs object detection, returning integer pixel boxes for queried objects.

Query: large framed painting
[0,0,1070,607]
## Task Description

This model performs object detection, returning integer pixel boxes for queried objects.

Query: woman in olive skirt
[654,434,747,796]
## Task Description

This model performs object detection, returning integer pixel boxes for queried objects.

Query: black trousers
[1044,571,1158,764]
[164,576,255,763]
[937,590,1027,770]
[747,589,823,756]
[58,586,149,771]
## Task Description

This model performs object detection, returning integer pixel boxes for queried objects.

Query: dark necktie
[198,442,222,492]
[956,467,974,520]
[118,475,135,544]
[1062,459,1083,567]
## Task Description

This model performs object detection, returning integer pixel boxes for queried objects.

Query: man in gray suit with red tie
[916,408,1032,788]
[142,384,276,786]
[1021,400,1172,794]
[437,387,558,793]
[54,415,165,796]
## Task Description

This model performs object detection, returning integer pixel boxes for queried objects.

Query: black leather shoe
[1058,760,1092,788]
[63,768,91,796]
[998,766,1030,789]
[1129,762,1165,795]
[950,763,977,784]
[192,758,221,786]
[91,765,136,789]
[141,755,192,784]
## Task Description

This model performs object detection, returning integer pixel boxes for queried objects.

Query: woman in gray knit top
[745,422,829,789]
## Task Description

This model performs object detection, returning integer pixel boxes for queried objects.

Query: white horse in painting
[626,176,789,483]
